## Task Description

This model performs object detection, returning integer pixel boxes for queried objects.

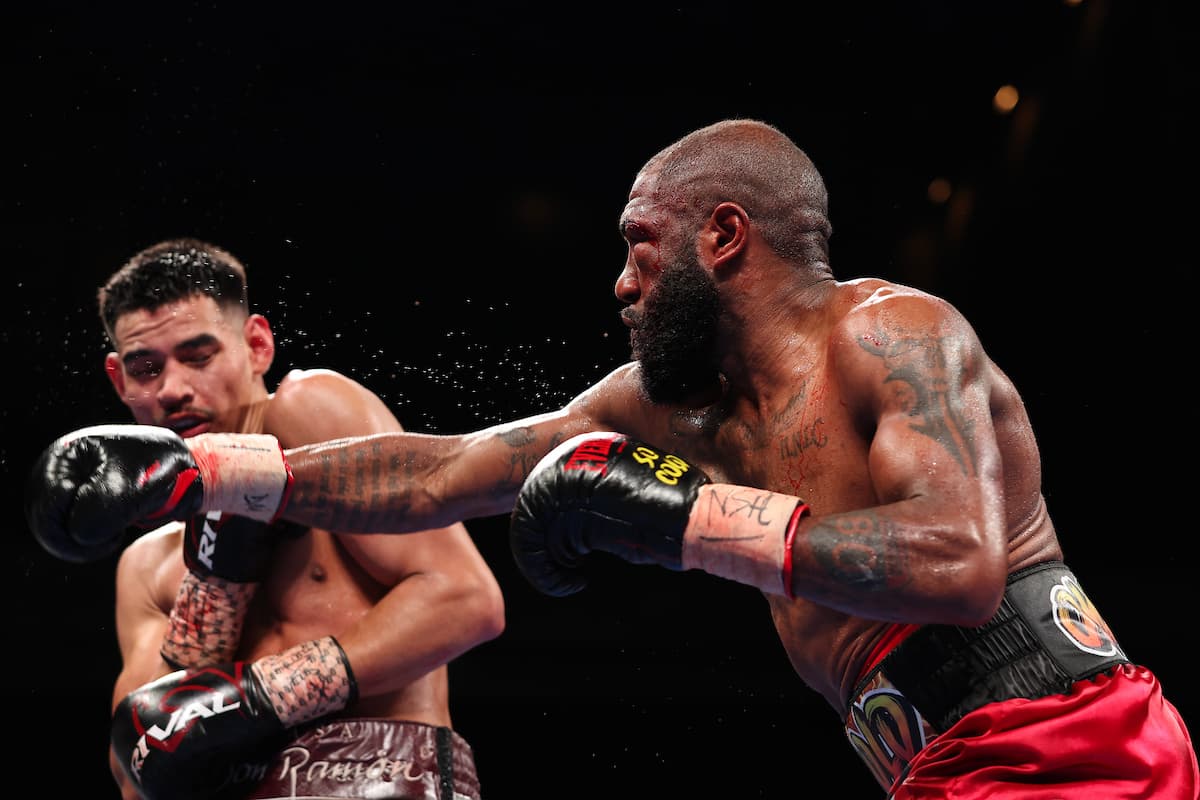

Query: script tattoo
[779,417,827,460]
[859,330,976,475]
[808,512,909,592]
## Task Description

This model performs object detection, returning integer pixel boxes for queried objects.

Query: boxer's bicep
[111,534,176,712]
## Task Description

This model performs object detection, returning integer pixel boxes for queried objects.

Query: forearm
[685,484,1005,625]
[161,572,258,668]
[783,501,1006,625]
[110,747,143,800]
[332,572,504,696]
[280,431,521,532]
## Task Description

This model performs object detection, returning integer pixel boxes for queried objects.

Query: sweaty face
[631,248,721,404]
[107,295,259,436]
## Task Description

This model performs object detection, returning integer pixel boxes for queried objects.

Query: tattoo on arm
[859,331,977,475]
[807,511,910,592]
[501,427,567,500]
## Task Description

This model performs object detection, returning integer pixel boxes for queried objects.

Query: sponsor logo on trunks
[271,742,428,795]
[845,671,935,792]
[1049,575,1124,657]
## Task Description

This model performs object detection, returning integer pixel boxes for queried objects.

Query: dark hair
[98,238,250,343]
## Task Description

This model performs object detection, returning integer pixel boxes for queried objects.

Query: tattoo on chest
[859,330,976,475]
[779,417,827,460]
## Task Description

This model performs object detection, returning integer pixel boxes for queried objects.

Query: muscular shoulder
[828,280,985,405]
[115,523,185,609]
[831,279,977,351]
[265,367,403,447]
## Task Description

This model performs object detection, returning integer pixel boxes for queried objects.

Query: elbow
[940,545,1007,628]
[463,573,507,645]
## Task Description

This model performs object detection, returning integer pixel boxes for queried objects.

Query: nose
[614,262,639,305]
[156,360,194,410]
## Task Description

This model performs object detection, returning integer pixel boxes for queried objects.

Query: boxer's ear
[244,314,275,377]
[104,351,127,397]
[702,201,750,274]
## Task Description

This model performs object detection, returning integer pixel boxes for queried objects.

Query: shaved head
[641,119,832,265]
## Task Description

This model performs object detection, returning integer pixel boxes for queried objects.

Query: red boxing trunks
[845,561,1198,798]
[892,664,1198,799]
[237,719,481,799]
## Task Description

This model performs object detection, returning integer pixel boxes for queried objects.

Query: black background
[6,2,1196,797]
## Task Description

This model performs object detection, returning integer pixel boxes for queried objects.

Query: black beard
[632,253,721,404]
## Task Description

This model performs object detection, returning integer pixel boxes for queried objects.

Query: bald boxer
[29,124,1197,798]
[49,239,504,800]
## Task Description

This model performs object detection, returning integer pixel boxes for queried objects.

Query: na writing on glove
[24,424,293,563]
[508,431,811,598]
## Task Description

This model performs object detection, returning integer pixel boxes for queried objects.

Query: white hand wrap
[185,433,291,522]
[682,484,808,597]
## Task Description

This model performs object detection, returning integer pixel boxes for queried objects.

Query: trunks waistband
[843,561,1130,793]
[239,718,480,799]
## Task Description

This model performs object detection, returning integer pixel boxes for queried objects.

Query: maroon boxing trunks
[232,719,481,799]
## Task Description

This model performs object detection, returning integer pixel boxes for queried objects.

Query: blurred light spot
[993,85,1019,114]
[927,178,952,205]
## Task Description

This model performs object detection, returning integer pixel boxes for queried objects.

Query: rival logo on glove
[194,510,222,572]
[125,666,249,782]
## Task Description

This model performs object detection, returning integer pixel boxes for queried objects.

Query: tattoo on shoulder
[858,329,977,475]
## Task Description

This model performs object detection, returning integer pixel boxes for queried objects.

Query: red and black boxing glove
[25,424,292,564]
[509,432,711,596]
[112,661,286,800]
[112,636,357,800]
[26,425,205,562]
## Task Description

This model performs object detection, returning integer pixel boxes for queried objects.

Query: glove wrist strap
[682,485,808,596]
[186,433,291,521]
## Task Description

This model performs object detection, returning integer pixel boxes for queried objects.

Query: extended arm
[24,408,598,559]
[509,297,1011,627]
[262,369,506,694]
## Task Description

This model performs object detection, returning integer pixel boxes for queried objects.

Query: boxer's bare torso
[577,278,1063,712]
[117,370,457,727]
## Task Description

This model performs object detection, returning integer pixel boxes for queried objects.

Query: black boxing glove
[509,432,711,597]
[112,636,357,800]
[25,424,292,564]
[184,512,305,583]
